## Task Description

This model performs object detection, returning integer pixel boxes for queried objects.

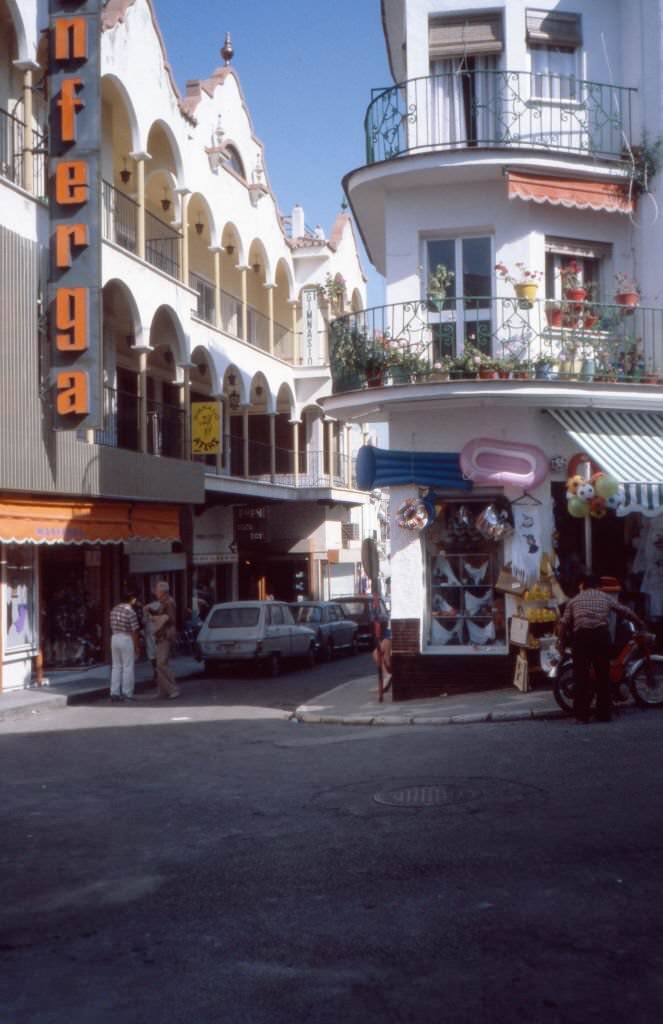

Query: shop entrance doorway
[40,546,107,668]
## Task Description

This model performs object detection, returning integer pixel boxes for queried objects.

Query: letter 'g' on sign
[56,287,88,351]
[56,371,89,415]
[55,160,88,204]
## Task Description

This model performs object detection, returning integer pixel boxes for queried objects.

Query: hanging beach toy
[396,496,434,530]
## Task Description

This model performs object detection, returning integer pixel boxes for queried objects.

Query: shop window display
[41,549,103,667]
[426,502,507,652]
[5,545,35,651]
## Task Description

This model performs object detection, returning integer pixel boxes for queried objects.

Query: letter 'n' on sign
[56,371,90,415]
[56,287,88,351]
[54,18,88,61]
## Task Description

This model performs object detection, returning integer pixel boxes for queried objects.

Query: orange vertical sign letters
[56,371,90,415]
[55,223,89,268]
[55,287,88,351]
[55,160,88,204]
[53,17,88,60]
[56,77,85,142]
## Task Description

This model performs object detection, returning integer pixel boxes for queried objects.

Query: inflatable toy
[460,438,548,489]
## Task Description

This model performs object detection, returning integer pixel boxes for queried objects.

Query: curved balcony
[330,296,663,392]
[365,71,635,165]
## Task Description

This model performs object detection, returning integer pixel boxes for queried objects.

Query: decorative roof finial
[221,32,234,66]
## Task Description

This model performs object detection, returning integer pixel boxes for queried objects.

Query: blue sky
[154,0,391,305]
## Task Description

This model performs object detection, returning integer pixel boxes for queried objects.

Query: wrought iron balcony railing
[330,296,663,392]
[0,108,46,197]
[365,71,635,164]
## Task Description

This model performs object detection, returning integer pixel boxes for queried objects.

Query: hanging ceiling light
[195,212,204,236]
[119,158,131,185]
[161,188,171,212]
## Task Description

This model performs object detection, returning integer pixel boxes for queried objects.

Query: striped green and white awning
[548,408,663,516]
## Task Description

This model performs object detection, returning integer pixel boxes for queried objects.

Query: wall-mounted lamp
[225,244,235,256]
[197,362,207,375]
[195,213,204,236]
[227,372,236,386]
[161,188,171,212]
[252,262,260,274]
[255,385,263,397]
[120,159,131,185]
[228,389,240,410]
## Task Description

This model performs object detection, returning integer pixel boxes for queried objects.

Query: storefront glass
[41,547,104,667]
[5,545,36,651]
[425,501,507,652]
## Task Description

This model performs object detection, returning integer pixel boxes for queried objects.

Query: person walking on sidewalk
[559,573,644,723]
[110,588,140,702]
[150,581,179,700]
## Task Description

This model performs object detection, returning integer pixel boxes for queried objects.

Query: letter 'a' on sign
[55,287,88,351]
[55,160,88,204]
[56,371,89,415]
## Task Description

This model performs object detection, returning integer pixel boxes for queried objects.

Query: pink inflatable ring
[460,437,548,489]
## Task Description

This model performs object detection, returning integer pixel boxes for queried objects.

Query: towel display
[431,617,464,645]
[466,619,496,645]
[463,560,488,585]
[464,589,493,615]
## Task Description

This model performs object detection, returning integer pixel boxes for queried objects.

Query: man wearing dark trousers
[559,573,644,723]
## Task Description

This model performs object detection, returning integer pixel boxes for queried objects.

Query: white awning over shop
[548,408,663,515]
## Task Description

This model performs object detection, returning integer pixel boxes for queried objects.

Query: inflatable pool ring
[460,437,548,489]
[396,496,435,531]
[567,452,601,478]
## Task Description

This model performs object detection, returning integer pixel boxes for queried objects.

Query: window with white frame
[544,237,612,303]
[527,8,582,100]
[424,236,493,357]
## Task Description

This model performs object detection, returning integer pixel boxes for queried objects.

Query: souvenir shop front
[359,404,663,701]
[0,498,181,692]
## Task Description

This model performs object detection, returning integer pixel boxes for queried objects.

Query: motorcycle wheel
[630,656,663,708]
[553,664,576,715]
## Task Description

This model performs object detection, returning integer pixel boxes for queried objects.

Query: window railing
[145,209,181,279]
[147,397,186,458]
[102,180,138,254]
[365,71,635,164]
[0,108,46,197]
[89,387,141,451]
[190,271,215,324]
[223,440,352,487]
[330,296,663,391]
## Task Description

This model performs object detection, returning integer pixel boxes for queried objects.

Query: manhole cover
[374,783,480,807]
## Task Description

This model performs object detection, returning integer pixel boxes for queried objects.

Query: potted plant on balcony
[320,272,347,315]
[449,345,483,380]
[558,340,580,380]
[614,272,640,308]
[477,351,500,379]
[495,261,543,307]
[427,264,455,310]
[387,341,428,383]
[425,356,452,382]
[559,260,587,303]
[545,301,563,328]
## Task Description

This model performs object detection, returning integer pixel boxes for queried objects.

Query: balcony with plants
[329,282,663,394]
[364,69,636,166]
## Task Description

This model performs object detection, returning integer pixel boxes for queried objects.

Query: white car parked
[195,601,316,677]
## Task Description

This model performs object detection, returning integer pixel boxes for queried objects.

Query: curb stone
[450,712,489,724]
[489,709,532,722]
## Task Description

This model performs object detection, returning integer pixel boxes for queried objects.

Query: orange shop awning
[506,170,634,214]
[0,500,181,544]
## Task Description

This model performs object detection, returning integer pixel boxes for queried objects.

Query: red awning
[507,170,634,214]
[0,500,181,544]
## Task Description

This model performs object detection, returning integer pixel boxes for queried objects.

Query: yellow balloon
[568,496,590,518]
[594,474,619,499]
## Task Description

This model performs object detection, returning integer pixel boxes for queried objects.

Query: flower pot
[615,291,639,308]
[564,287,587,303]
[559,359,578,379]
[561,311,580,328]
[426,371,450,382]
[583,314,600,330]
[545,308,563,328]
[478,369,499,379]
[643,372,660,383]
[535,363,553,380]
[514,371,531,379]
[514,282,538,303]
[427,295,445,311]
[498,370,511,380]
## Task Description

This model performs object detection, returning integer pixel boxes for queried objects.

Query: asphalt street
[2,655,663,1023]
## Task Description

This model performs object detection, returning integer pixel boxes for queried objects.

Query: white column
[179,365,192,459]
[292,420,300,485]
[136,347,150,453]
[290,301,299,364]
[326,419,335,482]
[176,188,191,286]
[129,151,151,261]
[13,61,39,194]
[345,424,352,487]
[265,283,276,356]
[211,247,222,329]
[239,266,249,341]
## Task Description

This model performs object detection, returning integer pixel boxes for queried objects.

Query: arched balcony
[0,0,46,196]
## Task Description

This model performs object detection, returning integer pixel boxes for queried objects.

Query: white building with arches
[0,0,368,689]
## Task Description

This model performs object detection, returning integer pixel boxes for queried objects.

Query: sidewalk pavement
[0,656,565,726]
[0,655,201,721]
[293,675,565,726]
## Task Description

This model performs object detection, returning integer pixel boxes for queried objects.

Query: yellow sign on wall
[191,402,221,455]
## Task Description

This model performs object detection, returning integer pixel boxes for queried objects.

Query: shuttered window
[429,14,503,59]
[526,9,582,50]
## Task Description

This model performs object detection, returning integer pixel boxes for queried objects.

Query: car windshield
[208,607,260,628]
[292,606,321,623]
[339,600,370,616]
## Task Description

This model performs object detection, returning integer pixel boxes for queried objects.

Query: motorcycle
[547,621,663,714]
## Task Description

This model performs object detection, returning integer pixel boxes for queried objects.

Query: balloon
[606,489,625,510]
[568,497,590,517]
[590,496,607,519]
[565,474,584,494]
[577,482,595,501]
[594,474,619,499]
